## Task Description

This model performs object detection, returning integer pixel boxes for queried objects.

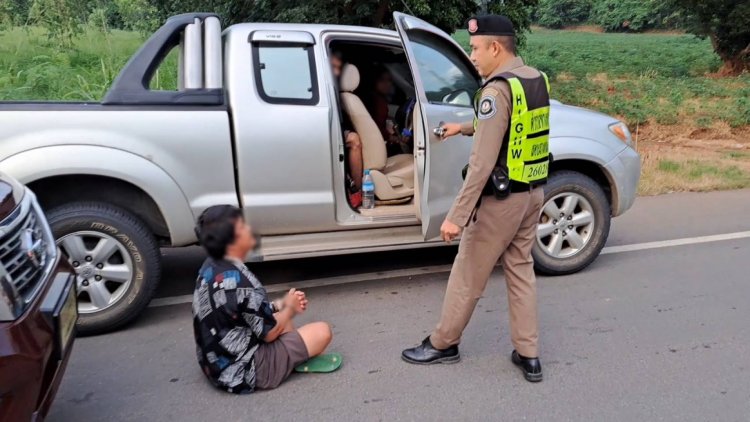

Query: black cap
[466,15,515,36]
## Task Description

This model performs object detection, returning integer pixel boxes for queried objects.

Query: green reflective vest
[473,71,551,186]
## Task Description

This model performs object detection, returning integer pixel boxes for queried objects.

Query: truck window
[408,32,478,108]
[252,43,319,105]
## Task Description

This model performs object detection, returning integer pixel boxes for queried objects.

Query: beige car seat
[339,64,414,200]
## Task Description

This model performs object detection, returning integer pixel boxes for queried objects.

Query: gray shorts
[254,330,309,390]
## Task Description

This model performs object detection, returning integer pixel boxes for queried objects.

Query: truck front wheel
[532,171,611,275]
[47,202,162,335]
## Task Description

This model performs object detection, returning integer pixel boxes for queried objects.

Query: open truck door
[393,12,481,240]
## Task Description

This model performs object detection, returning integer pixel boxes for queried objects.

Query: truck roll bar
[102,13,224,106]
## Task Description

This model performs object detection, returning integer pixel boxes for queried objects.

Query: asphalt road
[49,190,750,422]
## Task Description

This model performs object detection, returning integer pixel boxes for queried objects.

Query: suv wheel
[533,171,611,275]
[47,202,161,335]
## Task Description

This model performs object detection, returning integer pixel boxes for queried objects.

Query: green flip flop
[294,352,343,373]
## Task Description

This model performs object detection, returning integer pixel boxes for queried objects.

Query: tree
[115,0,159,35]
[487,0,539,46]
[535,0,592,29]
[154,0,380,29]
[592,0,676,32]
[0,0,32,27]
[667,0,750,75]
[239,0,478,34]
[153,0,537,36]
[28,0,87,46]
[150,0,256,26]
[151,0,539,44]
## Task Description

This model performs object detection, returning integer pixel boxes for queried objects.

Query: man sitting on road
[192,205,333,393]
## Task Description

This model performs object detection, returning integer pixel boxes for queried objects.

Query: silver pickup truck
[0,13,640,334]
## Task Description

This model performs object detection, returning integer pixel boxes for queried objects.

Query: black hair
[494,35,516,55]
[362,64,391,108]
[330,49,344,61]
[195,205,243,260]
[373,64,389,79]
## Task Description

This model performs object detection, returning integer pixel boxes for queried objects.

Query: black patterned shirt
[192,257,277,393]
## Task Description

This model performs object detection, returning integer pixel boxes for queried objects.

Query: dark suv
[0,172,77,421]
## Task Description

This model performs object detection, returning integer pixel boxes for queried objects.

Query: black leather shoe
[511,350,543,382]
[401,336,460,365]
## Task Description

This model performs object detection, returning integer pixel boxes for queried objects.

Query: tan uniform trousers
[430,187,544,358]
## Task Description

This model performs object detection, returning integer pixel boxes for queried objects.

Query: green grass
[684,161,745,181]
[656,159,748,188]
[658,159,681,172]
[641,155,750,195]
[0,26,176,101]
[725,151,750,160]
[1,26,749,129]
[454,29,750,128]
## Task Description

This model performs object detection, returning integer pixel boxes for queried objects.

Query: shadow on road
[156,245,459,298]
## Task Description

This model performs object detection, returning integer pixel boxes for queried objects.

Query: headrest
[340,63,360,92]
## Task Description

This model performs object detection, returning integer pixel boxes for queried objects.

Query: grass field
[1,26,749,194]
[456,29,750,195]
[0,27,176,101]
[455,29,750,128]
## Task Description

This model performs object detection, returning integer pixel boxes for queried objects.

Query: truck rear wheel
[47,202,161,335]
[532,171,611,275]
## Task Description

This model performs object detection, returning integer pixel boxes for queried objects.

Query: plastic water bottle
[362,170,375,209]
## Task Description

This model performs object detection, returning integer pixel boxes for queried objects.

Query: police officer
[401,15,550,383]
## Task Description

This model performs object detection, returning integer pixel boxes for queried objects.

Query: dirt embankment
[635,123,750,195]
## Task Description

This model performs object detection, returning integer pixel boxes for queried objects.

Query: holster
[489,166,511,199]
[461,164,510,200]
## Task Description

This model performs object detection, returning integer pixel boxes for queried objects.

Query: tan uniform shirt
[446,57,542,227]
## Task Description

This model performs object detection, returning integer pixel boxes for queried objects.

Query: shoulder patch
[481,86,500,97]
[477,95,497,120]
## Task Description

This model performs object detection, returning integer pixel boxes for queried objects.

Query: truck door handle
[432,121,446,137]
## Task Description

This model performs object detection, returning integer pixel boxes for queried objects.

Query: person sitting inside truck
[365,66,408,156]
[331,51,364,207]
[192,205,333,393]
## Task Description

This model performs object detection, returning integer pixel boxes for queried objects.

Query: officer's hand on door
[435,122,462,140]
[440,219,462,243]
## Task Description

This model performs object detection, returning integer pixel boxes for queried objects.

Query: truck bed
[0,104,237,245]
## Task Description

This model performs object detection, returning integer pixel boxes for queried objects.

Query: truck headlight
[609,121,632,145]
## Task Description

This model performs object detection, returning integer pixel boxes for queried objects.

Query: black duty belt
[481,181,545,196]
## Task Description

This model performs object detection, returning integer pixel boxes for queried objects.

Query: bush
[487,0,538,47]
[0,0,31,27]
[115,0,159,36]
[535,0,592,29]
[592,0,676,32]
[87,8,110,33]
[27,0,85,46]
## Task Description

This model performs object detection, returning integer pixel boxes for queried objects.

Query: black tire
[47,202,162,335]
[533,171,611,276]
